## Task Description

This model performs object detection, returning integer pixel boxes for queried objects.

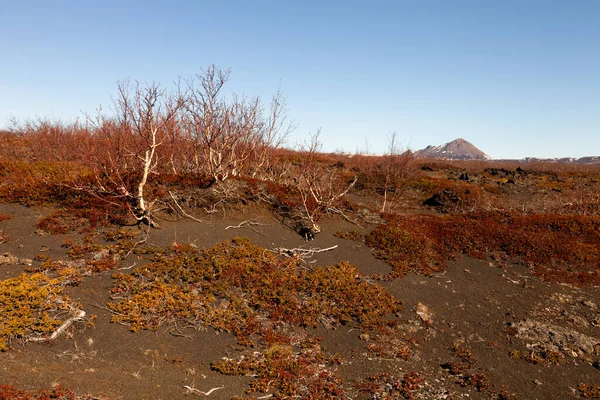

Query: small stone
[359,333,370,341]
[0,253,19,265]
[533,379,543,385]
[417,302,434,324]
[40,246,49,252]
[92,249,110,260]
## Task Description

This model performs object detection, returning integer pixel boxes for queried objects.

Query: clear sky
[1,1,599,159]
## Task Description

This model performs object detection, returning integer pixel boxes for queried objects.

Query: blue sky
[1,1,598,159]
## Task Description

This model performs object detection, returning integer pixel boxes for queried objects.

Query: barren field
[1,116,599,400]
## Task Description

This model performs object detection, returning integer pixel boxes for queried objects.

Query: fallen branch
[225,220,271,230]
[272,245,338,259]
[328,206,363,228]
[28,309,86,343]
[118,262,137,270]
[169,191,210,224]
[225,219,271,236]
[183,386,224,396]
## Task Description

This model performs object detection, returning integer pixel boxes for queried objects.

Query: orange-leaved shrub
[108,237,402,334]
[366,212,600,286]
[107,237,403,397]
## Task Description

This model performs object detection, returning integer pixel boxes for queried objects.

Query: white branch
[28,310,86,343]
[272,245,338,259]
[169,191,210,224]
[183,386,224,396]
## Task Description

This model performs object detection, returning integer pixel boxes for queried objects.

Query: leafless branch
[183,385,224,396]
[169,191,210,223]
[28,309,86,343]
[272,245,338,259]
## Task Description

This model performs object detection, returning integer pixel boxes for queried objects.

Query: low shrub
[579,383,600,398]
[366,212,600,286]
[0,273,78,351]
[0,384,102,400]
[107,237,403,395]
[109,238,402,333]
[357,371,424,400]
[212,344,344,398]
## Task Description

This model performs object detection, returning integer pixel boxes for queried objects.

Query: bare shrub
[293,132,357,231]
[379,132,417,213]
[180,65,292,182]
[85,79,184,227]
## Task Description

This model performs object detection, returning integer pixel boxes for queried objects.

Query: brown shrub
[366,212,600,286]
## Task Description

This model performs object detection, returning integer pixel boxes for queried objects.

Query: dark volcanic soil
[0,203,599,399]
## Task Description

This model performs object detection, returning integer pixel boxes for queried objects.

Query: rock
[0,253,30,266]
[0,252,19,265]
[423,189,461,209]
[359,333,370,341]
[417,303,434,324]
[511,319,599,358]
[92,249,111,261]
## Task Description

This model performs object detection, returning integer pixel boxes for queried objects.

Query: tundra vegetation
[0,68,599,399]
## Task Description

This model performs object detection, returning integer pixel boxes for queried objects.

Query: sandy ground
[0,203,599,399]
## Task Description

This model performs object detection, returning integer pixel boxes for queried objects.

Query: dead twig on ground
[169,191,210,223]
[28,309,86,343]
[118,262,137,270]
[225,219,271,236]
[168,322,195,339]
[272,244,338,259]
[183,385,224,396]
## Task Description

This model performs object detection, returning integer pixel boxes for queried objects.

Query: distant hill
[519,156,600,165]
[415,138,491,161]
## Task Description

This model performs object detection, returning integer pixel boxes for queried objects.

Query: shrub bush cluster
[108,237,402,333]
[107,237,403,396]
[579,383,600,398]
[356,371,424,399]
[0,273,77,351]
[213,343,344,398]
[365,212,600,286]
[0,384,100,400]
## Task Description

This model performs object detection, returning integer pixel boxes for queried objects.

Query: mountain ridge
[414,138,491,161]
[414,138,600,165]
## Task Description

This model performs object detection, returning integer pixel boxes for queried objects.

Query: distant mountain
[520,156,600,165]
[415,138,491,161]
